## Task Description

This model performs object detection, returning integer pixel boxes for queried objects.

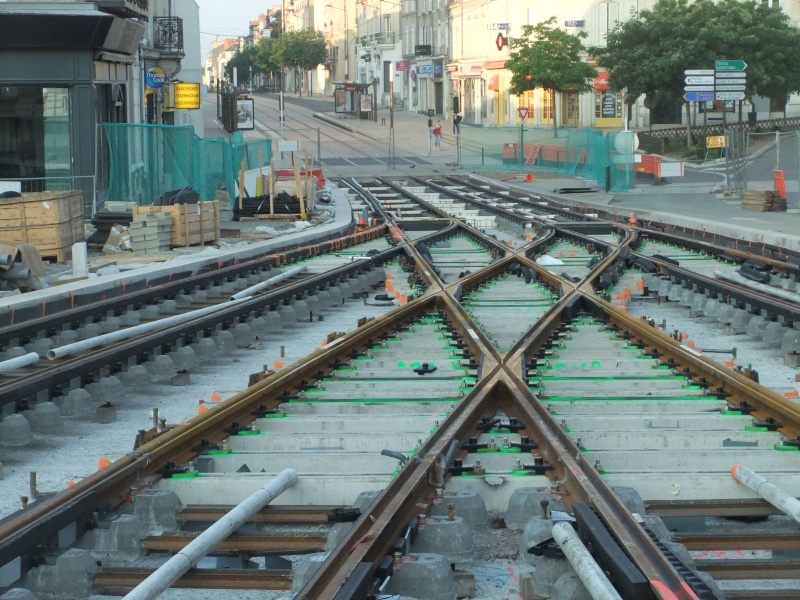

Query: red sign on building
[495,33,507,51]
[395,61,410,72]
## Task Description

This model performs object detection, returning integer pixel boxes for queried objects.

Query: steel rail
[674,531,800,551]
[0,245,405,406]
[92,567,293,591]
[583,293,800,440]
[142,532,328,553]
[695,559,800,580]
[0,224,383,338]
[177,504,345,524]
[644,498,782,518]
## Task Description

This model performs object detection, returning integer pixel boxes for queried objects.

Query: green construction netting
[459,126,635,192]
[104,124,271,205]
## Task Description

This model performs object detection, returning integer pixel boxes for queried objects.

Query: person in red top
[433,121,442,151]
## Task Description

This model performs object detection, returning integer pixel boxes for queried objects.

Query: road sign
[518,107,528,120]
[495,33,507,51]
[707,135,725,148]
[487,22,510,30]
[716,78,746,85]
[684,92,715,101]
[716,91,745,101]
[716,84,746,91]
[684,69,714,76]
[685,76,714,85]
[716,72,747,79]
[684,86,714,92]
[715,59,747,71]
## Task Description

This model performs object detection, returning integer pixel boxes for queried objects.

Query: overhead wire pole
[280,0,285,128]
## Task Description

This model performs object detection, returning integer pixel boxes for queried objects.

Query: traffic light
[453,95,460,114]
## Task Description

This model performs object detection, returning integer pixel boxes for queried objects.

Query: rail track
[1,176,799,600]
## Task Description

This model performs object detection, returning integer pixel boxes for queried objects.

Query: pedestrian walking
[433,121,442,151]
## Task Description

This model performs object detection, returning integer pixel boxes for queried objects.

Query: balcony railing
[359,31,396,47]
[153,16,184,53]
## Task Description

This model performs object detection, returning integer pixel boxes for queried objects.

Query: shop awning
[488,74,499,92]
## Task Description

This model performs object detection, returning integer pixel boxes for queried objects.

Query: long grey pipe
[229,265,307,301]
[552,522,623,600]
[0,351,39,374]
[47,298,250,360]
[122,468,298,600]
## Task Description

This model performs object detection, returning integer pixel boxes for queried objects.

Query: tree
[273,29,327,96]
[591,0,800,143]
[224,45,259,89]
[506,16,598,137]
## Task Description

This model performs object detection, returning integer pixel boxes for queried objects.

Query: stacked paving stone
[129,213,173,254]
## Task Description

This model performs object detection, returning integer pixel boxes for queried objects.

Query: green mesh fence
[459,125,635,192]
[104,124,271,205]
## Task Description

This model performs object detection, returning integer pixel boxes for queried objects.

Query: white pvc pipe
[47,298,250,360]
[552,522,623,600]
[0,351,40,374]
[731,464,800,523]
[229,265,307,301]
[714,269,800,305]
[123,468,298,600]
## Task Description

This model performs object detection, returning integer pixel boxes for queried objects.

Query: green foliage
[591,0,800,104]
[254,37,281,75]
[224,45,258,82]
[273,29,327,71]
[506,16,598,97]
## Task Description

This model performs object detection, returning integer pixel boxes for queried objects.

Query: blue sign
[145,67,166,89]
[564,20,585,27]
[418,64,432,74]
[684,91,714,102]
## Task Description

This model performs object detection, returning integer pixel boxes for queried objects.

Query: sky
[197,0,277,63]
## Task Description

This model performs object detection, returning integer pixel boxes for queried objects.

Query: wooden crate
[0,190,84,262]
[132,200,220,247]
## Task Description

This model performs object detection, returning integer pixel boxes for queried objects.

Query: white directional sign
[684,86,714,92]
[716,72,747,79]
[685,69,714,75]
[716,91,745,101]
[716,84,746,91]
[685,76,714,85]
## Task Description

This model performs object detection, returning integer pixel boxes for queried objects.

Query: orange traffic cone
[210,392,222,402]
[98,457,111,470]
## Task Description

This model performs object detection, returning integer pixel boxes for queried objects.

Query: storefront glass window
[0,86,71,181]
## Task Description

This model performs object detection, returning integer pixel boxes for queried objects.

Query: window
[0,87,71,180]
[595,91,622,119]
[542,89,553,123]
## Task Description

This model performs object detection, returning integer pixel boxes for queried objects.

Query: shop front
[593,71,623,128]
[0,4,142,211]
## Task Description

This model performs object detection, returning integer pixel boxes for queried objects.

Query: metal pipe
[731,464,800,523]
[0,265,32,280]
[713,269,800,304]
[0,351,40,373]
[47,298,250,360]
[552,522,623,600]
[123,468,298,600]
[229,265,306,301]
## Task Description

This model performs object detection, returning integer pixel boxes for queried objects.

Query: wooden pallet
[0,190,84,263]
[742,190,785,212]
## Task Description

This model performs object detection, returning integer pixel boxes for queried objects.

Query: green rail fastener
[261,413,286,418]
[775,445,800,451]
[498,447,522,454]
[511,470,533,477]
[476,447,500,453]
[207,449,234,456]
[721,410,744,416]
[171,471,201,480]
[237,430,265,436]
[744,426,770,433]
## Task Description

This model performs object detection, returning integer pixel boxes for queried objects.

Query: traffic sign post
[715,60,747,72]
[684,92,714,102]
[715,91,745,101]
[518,107,528,121]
